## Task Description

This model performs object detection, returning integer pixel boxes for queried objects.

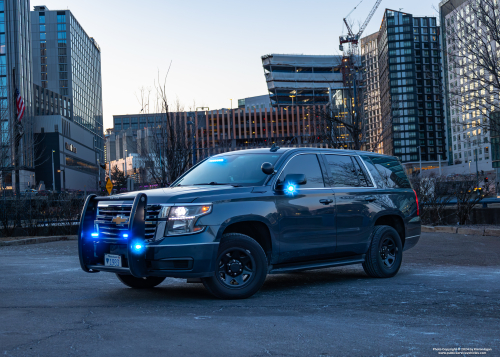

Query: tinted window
[369,157,411,188]
[354,157,373,187]
[360,155,385,188]
[278,154,325,188]
[325,155,359,187]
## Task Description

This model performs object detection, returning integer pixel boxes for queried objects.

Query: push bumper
[78,193,220,279]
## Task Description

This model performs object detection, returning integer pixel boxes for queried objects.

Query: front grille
[96,203,162,242]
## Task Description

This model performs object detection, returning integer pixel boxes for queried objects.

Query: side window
[353,157,373,187]
[324,155,359,187]
[369,156,411,188]
[278,154,325,188]
[360,155,385,188]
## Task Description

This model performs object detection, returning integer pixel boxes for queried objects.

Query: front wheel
[362,225,403,278]
[202,233,268,299]
[116,274,166,289]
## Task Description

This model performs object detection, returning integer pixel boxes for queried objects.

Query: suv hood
[108,185,255,205]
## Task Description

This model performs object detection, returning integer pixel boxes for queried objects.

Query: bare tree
[312,56,366,150]
[138,71,198,186]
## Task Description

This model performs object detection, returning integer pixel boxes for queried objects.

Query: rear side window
[360,155,385,188]
[324,154,368,187]
[278,154,325,188]
[369,156,411,188]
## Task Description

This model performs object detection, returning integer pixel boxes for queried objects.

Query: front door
[322,154,374,258]
[275,153,336,264]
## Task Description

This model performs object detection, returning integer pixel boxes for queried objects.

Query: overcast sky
[40,0,441,129]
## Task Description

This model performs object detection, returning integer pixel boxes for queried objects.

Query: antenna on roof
[270,143,280,152]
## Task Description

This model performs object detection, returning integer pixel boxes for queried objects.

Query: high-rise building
[0,0,35,192]
[262,54,343,107]
[30,6,104,190]
[439,0,497,173]
[378,9,446,171]
[360,32,383,153]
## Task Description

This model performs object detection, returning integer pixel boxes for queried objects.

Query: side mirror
[261,162,275,175]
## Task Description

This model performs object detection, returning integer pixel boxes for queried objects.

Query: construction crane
[339,0,383,54]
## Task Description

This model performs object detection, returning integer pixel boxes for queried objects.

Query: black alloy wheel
[379,237,397,268]
[202,233,268,299]
[217,247,255,288]
[363,225,403,278]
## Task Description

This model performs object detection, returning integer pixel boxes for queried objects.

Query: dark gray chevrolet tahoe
[78,147,421,299]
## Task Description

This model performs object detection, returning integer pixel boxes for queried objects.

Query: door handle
[319,199,333,205]
[365,196,376,202]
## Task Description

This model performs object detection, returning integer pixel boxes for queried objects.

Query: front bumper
[78,194,220,279]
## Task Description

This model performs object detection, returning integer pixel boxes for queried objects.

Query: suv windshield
[174,153,282,187]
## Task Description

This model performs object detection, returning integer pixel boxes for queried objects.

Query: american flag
[15,88,25,122]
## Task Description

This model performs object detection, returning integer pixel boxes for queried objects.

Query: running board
[269,255,365,274]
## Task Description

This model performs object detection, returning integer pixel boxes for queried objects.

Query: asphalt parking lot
[1,232,499,357]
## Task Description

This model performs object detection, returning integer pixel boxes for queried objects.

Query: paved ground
[1,233,499,357]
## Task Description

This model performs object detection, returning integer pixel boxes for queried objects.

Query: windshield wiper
[193,182,242,187]
[193,182,228,186]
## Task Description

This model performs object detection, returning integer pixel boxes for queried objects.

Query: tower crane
[339,0,383,54]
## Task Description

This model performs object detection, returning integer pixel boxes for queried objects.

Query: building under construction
[261,54,345,107]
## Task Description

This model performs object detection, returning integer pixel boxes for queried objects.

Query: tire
[202,233,268,299]
[116,274,166,289]
[362,225,403,278]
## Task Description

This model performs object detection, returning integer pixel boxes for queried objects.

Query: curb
[422,226,500,236]
[0,235,78,247]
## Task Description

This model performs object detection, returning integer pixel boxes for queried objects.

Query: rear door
[322,154,375,257]
[275,153,336,264]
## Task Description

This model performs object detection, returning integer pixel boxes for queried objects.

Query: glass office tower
[1,0,34,191]
[31,6,104,167]
[379,9,446,171]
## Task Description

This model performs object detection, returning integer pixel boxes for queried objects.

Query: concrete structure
[361,33,383,153]
[0,0,35,192]
[261,54,344,107]
[31,6,104,188]
[33,112,102,192]
[378,9,446,172]
[237,95,271,111]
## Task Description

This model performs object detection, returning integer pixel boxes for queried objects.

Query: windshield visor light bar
[208,158,224,163]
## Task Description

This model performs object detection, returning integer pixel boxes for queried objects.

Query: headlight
[165,205,212,236]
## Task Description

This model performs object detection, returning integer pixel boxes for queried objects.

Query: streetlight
[51,150,56,192]
[57,169,66,192]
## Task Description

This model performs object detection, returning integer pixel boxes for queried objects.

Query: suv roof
[211,147,396,159]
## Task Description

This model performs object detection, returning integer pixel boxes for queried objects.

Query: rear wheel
[362,225,403,278]
[116,274,166,289]
[202,233,268,299]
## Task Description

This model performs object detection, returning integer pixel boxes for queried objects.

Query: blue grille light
[132,242,145,253]
[91,233,99,237]
[123,233,129,238]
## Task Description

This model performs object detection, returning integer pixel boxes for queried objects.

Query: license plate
[105,254,122,267]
